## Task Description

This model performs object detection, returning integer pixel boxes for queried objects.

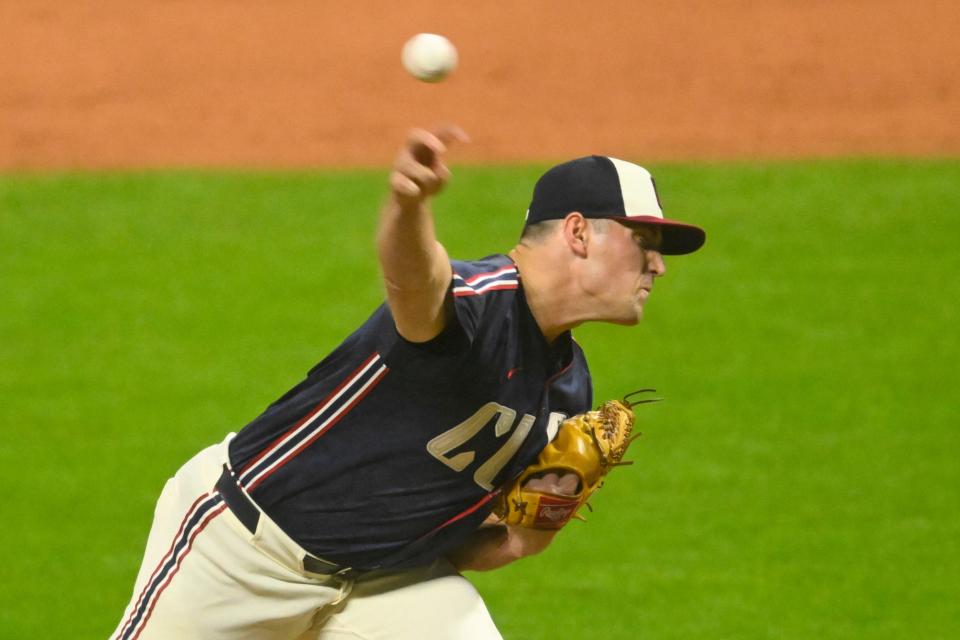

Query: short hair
[518,217,612,245]
[518,219,561,244]
[588,218,611,232]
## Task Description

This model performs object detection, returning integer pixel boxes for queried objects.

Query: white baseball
[401,33,458,83]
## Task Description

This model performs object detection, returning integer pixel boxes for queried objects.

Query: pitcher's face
[583,222,666,325]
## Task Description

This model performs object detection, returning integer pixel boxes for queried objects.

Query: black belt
[215,465,355,578]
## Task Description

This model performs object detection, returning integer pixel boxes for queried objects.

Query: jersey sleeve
[377,256,519,373]
[446,260,520,343]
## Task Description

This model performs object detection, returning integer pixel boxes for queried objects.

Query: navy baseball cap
[524,155,706,255]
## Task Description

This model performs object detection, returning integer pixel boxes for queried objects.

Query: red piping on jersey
[239,352,381,476]
[244,364,389,492]
[462,265,516,285]
[417,490,502,542]
[543,358,575,390]
[454,283,519,298]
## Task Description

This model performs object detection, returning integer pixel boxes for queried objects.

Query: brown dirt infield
[1,1,958,170]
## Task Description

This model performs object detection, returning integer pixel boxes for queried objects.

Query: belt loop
[216,464,260,535]
[334,567,356,581]
[331,572,354,605]
[302,554,352,577]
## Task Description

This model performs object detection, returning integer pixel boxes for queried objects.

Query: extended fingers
[434,123,470,146]
[406,128,448,167]
[407,124,469,163]
[391,125,468,201]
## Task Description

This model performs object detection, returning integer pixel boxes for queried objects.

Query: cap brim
[609,215,706,255]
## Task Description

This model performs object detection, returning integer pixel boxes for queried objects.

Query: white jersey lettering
[427,402,536,489]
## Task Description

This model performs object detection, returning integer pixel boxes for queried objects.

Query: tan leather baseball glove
[493,391,659,529]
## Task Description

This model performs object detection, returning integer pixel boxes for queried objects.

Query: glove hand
[493,391,658,529]
[522,471,580,496]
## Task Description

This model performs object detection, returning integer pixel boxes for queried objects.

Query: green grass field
[2,160,958,638]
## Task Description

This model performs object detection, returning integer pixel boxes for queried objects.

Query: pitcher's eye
[633,228,662,252]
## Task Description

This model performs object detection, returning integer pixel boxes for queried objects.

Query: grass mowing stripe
[2,160,958,638]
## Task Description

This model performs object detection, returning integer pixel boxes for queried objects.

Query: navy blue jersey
[228,254,592,570]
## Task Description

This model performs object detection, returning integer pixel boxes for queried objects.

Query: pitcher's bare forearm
[377,126,468,342]
[377,195,451,342]
[447,521,559,573]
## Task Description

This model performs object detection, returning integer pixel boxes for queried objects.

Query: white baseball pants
[110,435,503,639]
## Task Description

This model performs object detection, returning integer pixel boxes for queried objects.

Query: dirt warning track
[1,1,957,170]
